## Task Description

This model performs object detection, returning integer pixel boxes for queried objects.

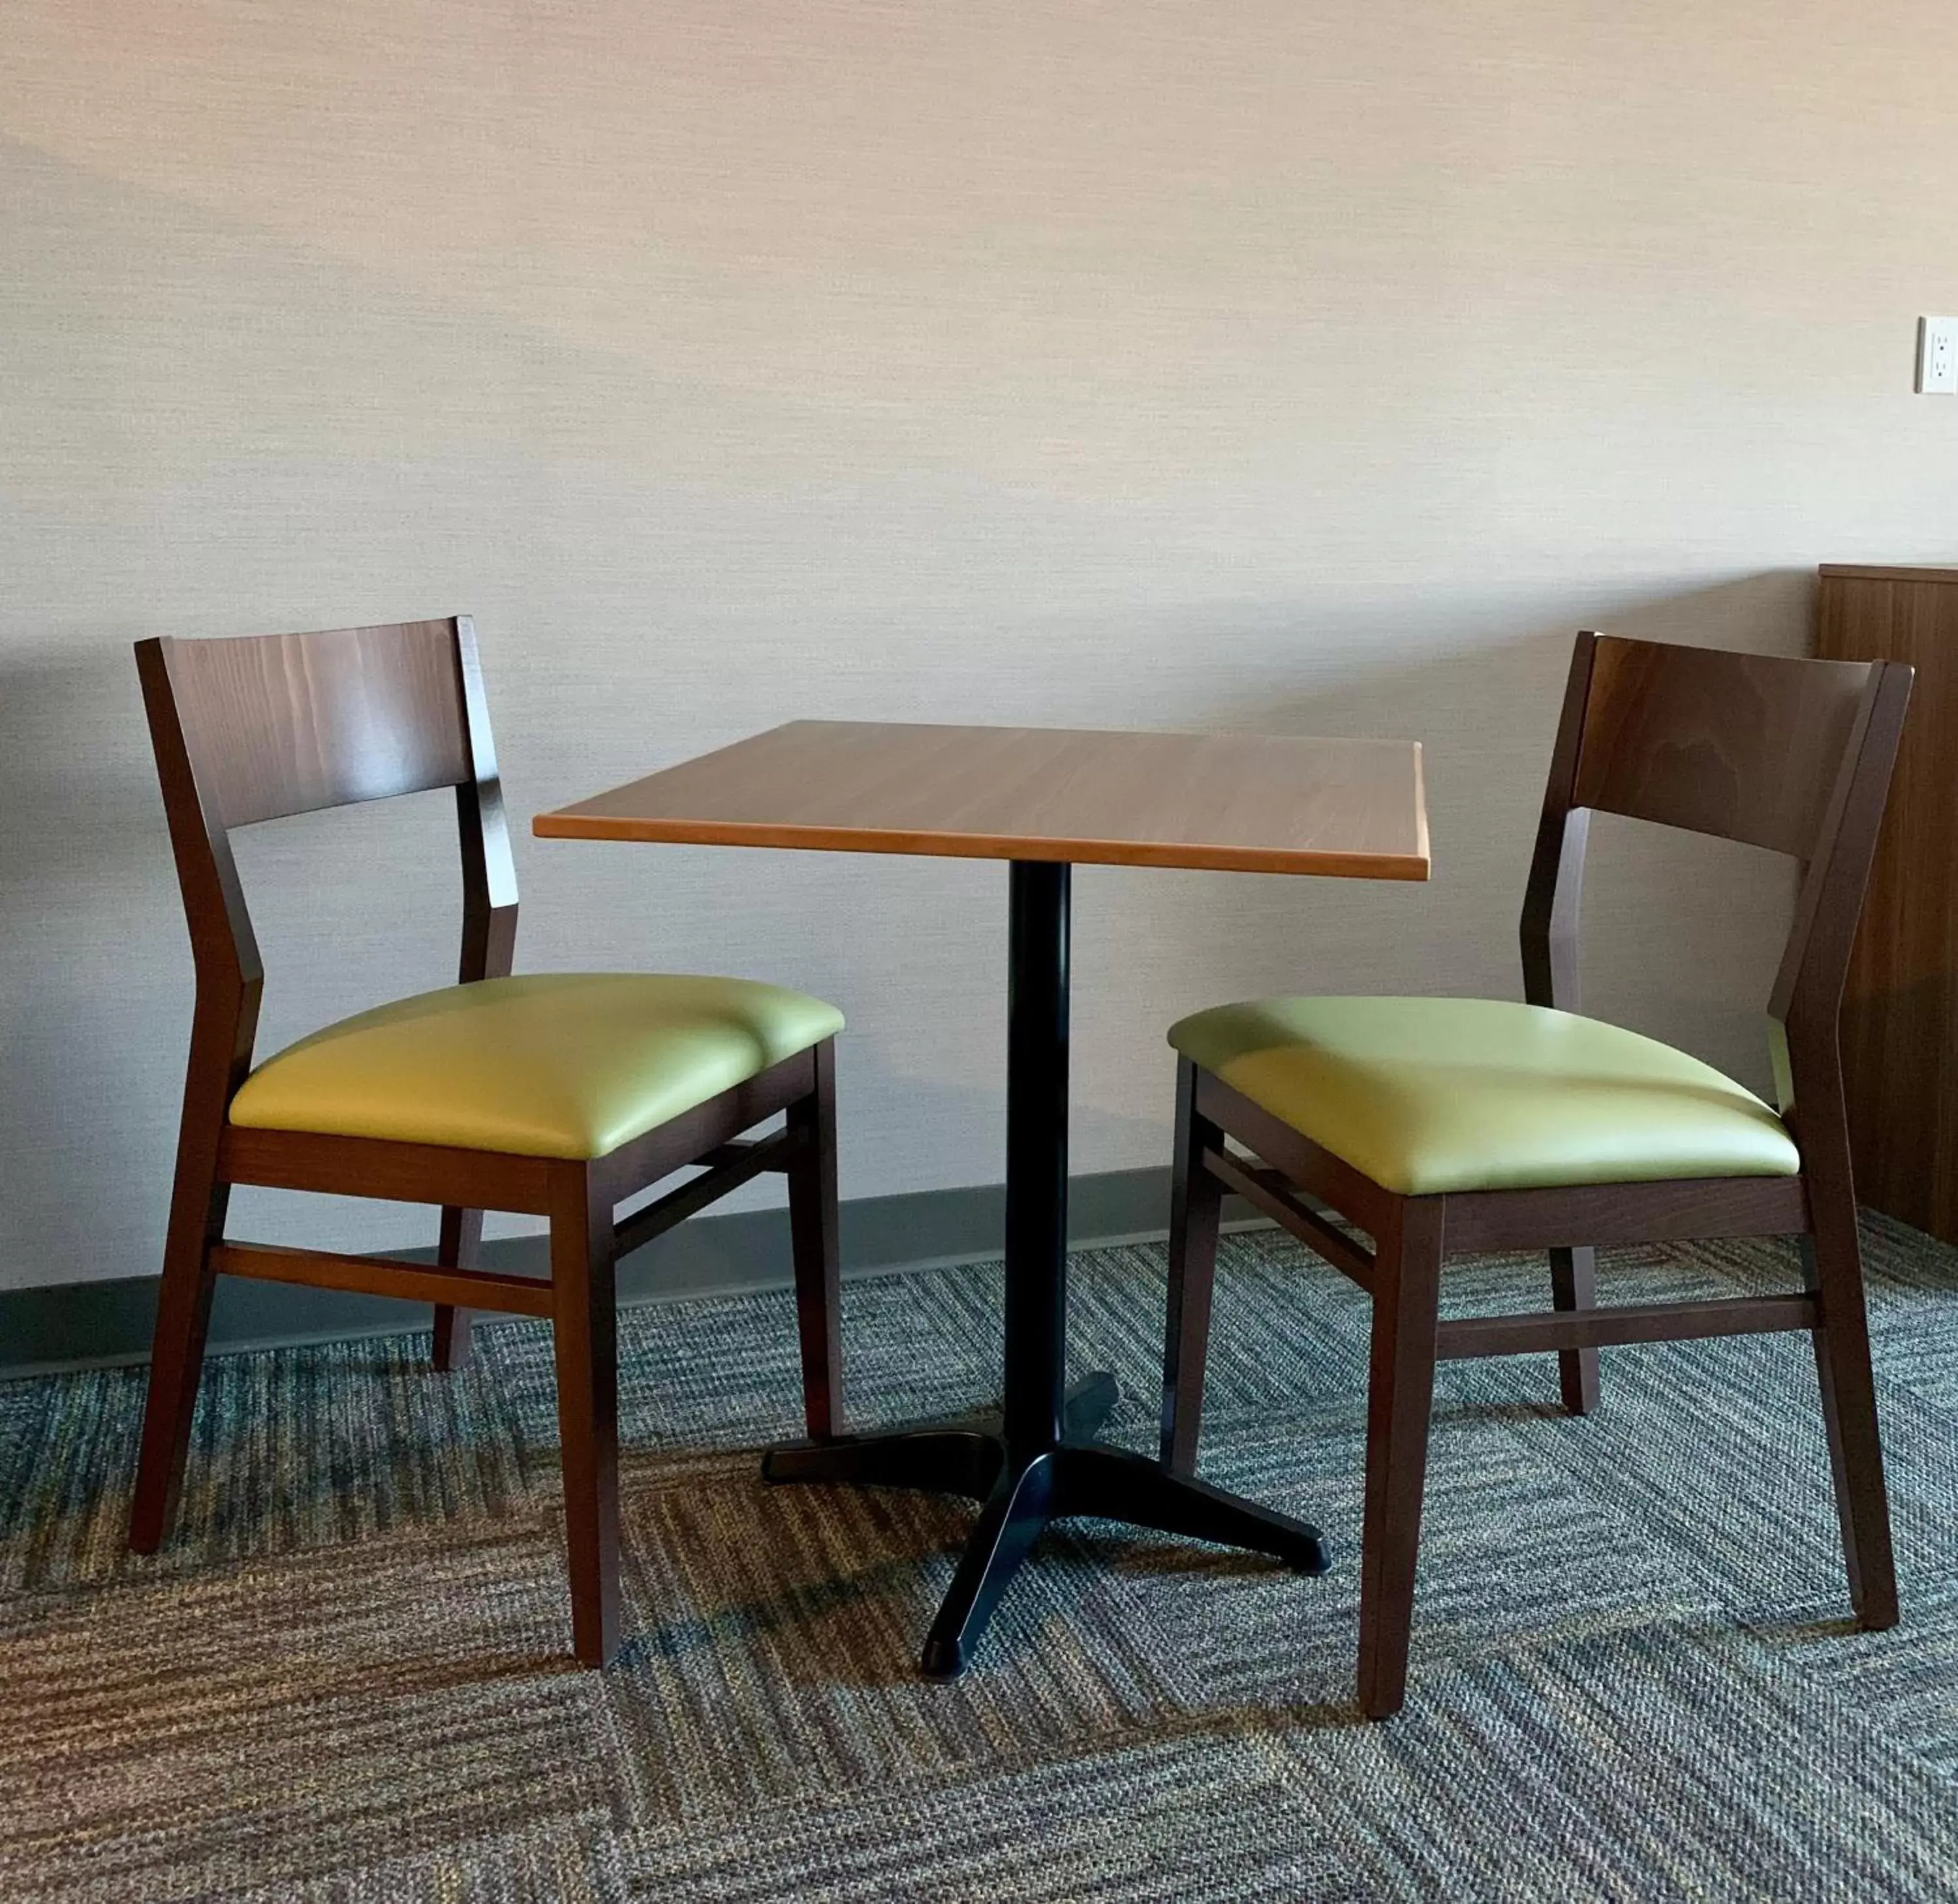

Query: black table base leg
[1062,1371,1119,1441]
[920,1454,1056,1680]
[761,1414,1330,1679]
[764,1368,1118,1499]
[1053,1444,1328,1572]
[762,1426,1002,1500]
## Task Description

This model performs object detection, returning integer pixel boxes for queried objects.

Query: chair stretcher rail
[1436,1292,1818,1360]
[1202,1145,1377,1293]
[210,1242,555,1316]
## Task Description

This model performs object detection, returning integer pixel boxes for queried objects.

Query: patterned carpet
[3,1215,1958,1901]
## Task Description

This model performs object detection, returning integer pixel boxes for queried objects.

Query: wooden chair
[1157,632,1913,1718]
[129,617,847,1666]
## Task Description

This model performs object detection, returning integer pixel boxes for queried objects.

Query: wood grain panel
[536,720,1429,879]
[166,621,471,829]
[1575,636,1872,857]
[1816,566,1958,1243]
[1819,566,1958,586]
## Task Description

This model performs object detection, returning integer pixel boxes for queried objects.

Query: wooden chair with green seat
[128,615,847,1666]
[1157,632,1914,1719]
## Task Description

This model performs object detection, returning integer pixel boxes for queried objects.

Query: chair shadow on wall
[0,651,184,1309]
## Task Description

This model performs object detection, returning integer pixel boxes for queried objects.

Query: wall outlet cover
[1918,316,1958,395]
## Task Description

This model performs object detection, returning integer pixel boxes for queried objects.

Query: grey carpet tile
[0,1274,991,1596]
[1057,1231,1372,1437]
[613,1719,1379,1904]
[1447,1328,1958,1623]
[0,1520,636,1899]
[1739,1602,1958,1785]
[3,1220,1957,1899]
[256,1824,627,1902]
[1869,1298,1958,1419]
[1258,1620,1958,1904]
[232,1822,632,1904]
[1858,1211,1958,1301]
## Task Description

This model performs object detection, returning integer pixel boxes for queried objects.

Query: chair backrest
[1521,631,1913,1129]
[1572,636,1878,858]
[136,617,518,1094]
[158,619,476,830]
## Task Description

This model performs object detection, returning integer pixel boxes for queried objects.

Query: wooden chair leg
[1548,1245,1601,1415]
[1161,1056,1224,1476]
[550,1168,621,1666]
[1802,1212,1899,1629]
[1357,1195,1445,1720]
[786,1040,843,1440]
[130,1164,230,1553]
[432,1206,484,1372]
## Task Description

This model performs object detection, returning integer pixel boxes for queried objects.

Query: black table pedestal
[761,859,1328,1678]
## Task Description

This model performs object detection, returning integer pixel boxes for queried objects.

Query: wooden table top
[535,720,1429,879]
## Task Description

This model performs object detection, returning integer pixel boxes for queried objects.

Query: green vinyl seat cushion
[228,973,845,1161]
[1168,995,1799,1197]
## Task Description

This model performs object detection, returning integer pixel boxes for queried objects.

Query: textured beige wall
[5,1,1958,1290]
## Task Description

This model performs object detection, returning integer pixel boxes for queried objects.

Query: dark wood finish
[786,1040,844,1441]
[1521,636,1601,1411]
[1357,1196,1443,1723]
[127,1158,228,1552]
[434,625,518,1368]
[1546,1247,1600,1413]
[210,1242,555,1317]
[1433,1292,1818,1359]
[1201,1148,1376,1294]
[1162,630,1914,1718]
[536,719,1430,880]
[1818,564,1958,584]
[552,1167,621,1666]
[1438,1174,1810,1251]
[1803,1225,1899,1626]
[129,618,843,1668]
[587,1054,815,1207]
[431,1206,482,1372]
[1193,1070,1400,1238]
[698,1137,798,1171]
[162,620,473,829]
[1160,1059,1224,1475]
[1574,636,1874,857]
[1815,564,1958,1246]
[216,1124,559,1211]
[1517,634,1594,1013]
[608,1128,799,1262]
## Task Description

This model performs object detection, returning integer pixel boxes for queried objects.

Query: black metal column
[1001,859,1070,1456]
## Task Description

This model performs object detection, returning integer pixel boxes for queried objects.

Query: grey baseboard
[0,1166,1247,1381]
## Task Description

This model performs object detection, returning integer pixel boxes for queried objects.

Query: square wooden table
[536,720,1429,1678]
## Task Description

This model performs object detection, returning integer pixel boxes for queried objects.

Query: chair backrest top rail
[1573,635,1880,861]
[151,619,474,831]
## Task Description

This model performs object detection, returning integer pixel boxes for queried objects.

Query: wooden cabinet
[1816,564,1958,1244]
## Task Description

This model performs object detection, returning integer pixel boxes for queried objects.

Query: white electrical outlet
[1918,316,1958,394]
